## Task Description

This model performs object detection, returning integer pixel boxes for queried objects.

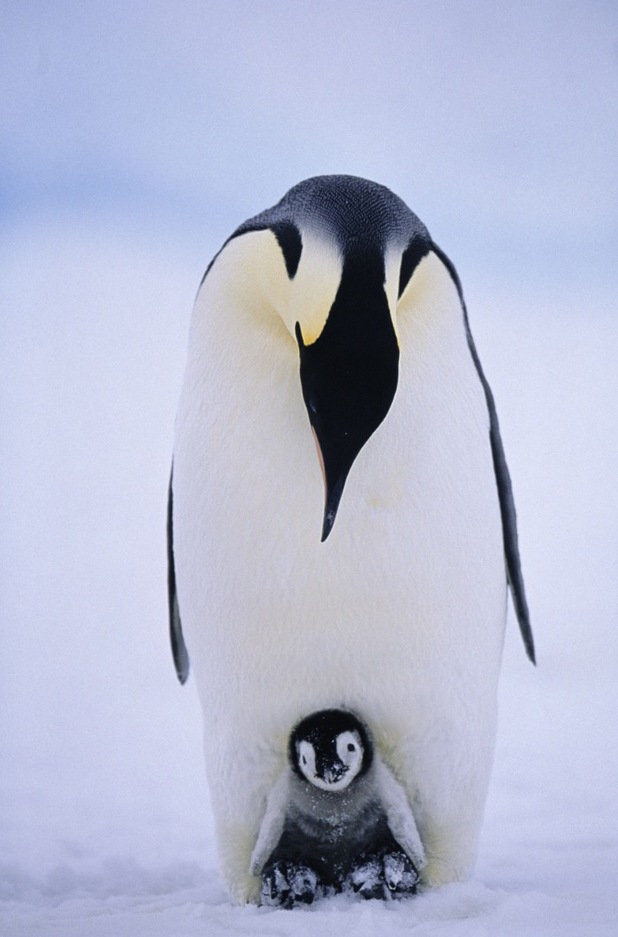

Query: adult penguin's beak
[295,254,399,541]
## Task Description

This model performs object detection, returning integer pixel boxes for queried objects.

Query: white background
[1,3,617,934]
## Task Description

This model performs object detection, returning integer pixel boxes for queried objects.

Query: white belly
[173,253,507,900]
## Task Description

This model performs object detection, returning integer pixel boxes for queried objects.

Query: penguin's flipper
[471,355,535,663]
[432,245,535,665]
[167,467,189,684]
[250,770,290,876]
[374,755,425,870]
[486,404,536,664]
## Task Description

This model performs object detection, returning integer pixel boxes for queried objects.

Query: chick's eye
[301,755,307,765]
[347,743,356,752]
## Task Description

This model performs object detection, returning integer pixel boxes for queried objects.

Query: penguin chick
[251,710,425,906]
[292,707,368,792]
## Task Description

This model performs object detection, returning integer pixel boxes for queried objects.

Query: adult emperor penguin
[168,174,534,904]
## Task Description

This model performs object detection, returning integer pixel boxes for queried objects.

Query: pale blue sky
[2,1,617,290]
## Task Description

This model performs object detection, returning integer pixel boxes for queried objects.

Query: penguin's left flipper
[374,755,426,870]
[487,410,536,664]
[433,246,535,665]
[167,467,190,684]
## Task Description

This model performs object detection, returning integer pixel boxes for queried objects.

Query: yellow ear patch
[210,229,293,320]
[396,250,453,314]
[384,249,403,344]
[210,228,342,347]
[283,230,342,345]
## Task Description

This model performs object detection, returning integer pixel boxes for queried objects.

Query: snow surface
[2,3,618,935]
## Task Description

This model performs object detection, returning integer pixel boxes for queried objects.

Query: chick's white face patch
[297,740,317,783]
[296,730,364,792]
[335,730,363,781]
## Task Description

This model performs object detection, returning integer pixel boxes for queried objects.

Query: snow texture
[2,2,617,934]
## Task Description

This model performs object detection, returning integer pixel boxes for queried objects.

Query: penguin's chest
[275,789,392,872]
[176,308,506,718]
[198,371,502,629]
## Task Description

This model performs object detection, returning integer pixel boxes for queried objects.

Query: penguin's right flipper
[250,770,289,876]
[167,467,190,684]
